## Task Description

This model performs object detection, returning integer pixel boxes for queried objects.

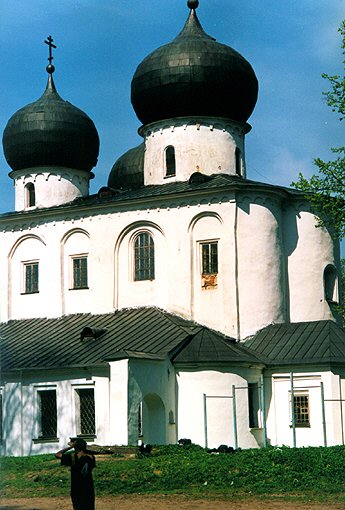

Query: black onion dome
[108,143,145,189]
[131,6,258,125]
[2,75,99,172]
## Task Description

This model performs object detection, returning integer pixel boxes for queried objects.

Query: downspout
[20,370,24,456]
[234,193,240,341]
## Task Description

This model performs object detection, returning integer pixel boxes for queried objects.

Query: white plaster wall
[127,359,177,445]
[236,197,285,338]
[10,168,90,211]
[176,368,261,449]
[109,360,129,446]
[284,205,337,322]
[2,371,110,457]
[267,371,334,448]
[141,117,247,185]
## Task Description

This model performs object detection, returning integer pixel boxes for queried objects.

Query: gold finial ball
[187,0,199,9]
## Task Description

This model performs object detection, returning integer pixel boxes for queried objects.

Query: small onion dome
[108,143,145,189]
[2,74,99,172]
[131,5,258,125]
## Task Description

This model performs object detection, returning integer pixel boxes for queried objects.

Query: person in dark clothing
[55,438,96,510]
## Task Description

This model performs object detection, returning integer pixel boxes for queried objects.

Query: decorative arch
[60,227,90,246]
[8,234,46,260]
[188,211,223,233]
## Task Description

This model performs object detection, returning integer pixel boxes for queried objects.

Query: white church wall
[236,196,285,338]
[266,371,335,448]
[127,359,177,445]
[142,117,247,185]
[11,168,90,211]
[284,204,337,323]
[1,370,110,457]
[109,360,129,446]
[176,368,261,449]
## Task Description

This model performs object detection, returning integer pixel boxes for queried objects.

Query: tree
[292,21,345,240]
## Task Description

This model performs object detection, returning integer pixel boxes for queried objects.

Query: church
[0,0,344,457]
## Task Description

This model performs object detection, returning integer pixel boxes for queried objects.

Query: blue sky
[0,0,344,254]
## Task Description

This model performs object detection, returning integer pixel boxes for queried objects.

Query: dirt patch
[0,496,344,510]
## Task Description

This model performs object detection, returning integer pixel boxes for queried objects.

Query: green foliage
[3,445,345,502]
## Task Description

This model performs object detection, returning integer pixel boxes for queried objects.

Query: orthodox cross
[44,35,56,65]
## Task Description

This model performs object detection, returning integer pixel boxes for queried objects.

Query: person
[55,438,96,510]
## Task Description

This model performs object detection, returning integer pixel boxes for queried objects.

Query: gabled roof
[244,321,345,366]
[0,307,260,374]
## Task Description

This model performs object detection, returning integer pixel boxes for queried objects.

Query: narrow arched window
[165,146,176,177]
[25,183,35,207]
[134,232,155,281]
[235,147,241,176]
[324,265,338,304]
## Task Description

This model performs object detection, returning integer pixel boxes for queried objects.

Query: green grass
[2,444,345,502]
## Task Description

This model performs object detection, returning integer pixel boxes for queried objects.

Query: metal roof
[244,321,345,366]
[0,307,259,374]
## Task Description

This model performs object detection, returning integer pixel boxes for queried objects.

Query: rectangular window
[38,390,57,439]
[72,256,88,289]
[248,383,260,428]
[23,261,39,294]
[76,388,95,436]
[292,393,310,427]
[201,242,218,275]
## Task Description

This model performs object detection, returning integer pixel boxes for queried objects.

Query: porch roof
[244,320,345,366]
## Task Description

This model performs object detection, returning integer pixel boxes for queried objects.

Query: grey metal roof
[0,307,259,374]
[244,321,345,366]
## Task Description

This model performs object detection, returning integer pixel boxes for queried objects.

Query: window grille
[293,394,310,427]
[134,233,155,281]
[77,389,95,436]
[38,390,57,438]
[165,146,176,176]
[201,242,218,275]
[24,262,39,293]
[73,256,88,289]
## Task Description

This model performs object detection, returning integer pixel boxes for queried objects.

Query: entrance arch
[142,393,166,444]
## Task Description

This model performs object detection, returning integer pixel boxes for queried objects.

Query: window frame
[36,388,58,440]
[133,231,155,282]
[74,387,96,439]
[25,182,36,208]
[290,391,310,428]
[164,145,176,178]
[200,241,219,276]
[70,254,89,290]
[22,260,39,294]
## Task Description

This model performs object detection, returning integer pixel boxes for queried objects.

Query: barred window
[293,394,310,427]
[24,261,39,294]
[165,146,176,177]
[76,389,95,436]
[201,242,218,275]
[38,390,57,438]
[134,233,155,281]
[72,256,88,289]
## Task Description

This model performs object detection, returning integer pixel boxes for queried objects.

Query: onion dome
[131,0,258,126]
[3,67,99,173]
[108,143,145,189]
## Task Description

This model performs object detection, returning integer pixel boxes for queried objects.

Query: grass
[1,444,345,502]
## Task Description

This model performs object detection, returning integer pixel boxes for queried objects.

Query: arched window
[324,265,338,304]
[235,147,241,176]
[134,232,155,281]
[165,146,176,177]
[25,183,36,207]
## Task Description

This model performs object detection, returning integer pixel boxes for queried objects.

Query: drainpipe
[234,194,240,341]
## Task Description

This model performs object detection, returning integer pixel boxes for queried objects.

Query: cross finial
[44,35,57,74]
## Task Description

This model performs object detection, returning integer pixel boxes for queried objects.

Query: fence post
[203,393,208,449]
[320,382,327,447]
[290,372,296,447]
[232,385,238,450]
[260,373,267,447]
